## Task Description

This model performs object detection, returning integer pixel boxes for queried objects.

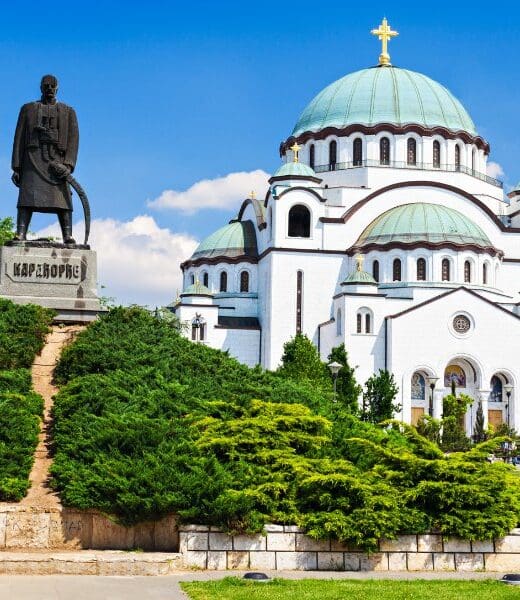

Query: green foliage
[0,217,15,246]
[473,401,486,443]
[51,307,520,549]
[278,334,329,388]
[441,393,473,452]
[362,370,400,423]
[327,344,361,413]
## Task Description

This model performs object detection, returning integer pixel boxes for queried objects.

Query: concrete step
[0,551,184,575]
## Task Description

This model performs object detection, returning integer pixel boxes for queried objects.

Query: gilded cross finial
[355,254,364,272]
[290,142,301,163]
[249,190,256,200]
[371,17,398,66]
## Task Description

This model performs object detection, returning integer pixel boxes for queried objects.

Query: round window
[453,315,471,334]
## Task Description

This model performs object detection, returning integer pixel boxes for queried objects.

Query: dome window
[380,137,390,165]
[407,138,417,166]
[240,270,249,293]
[455,145,461,171]
[417,258,426,281]
[442,258,451,282]
[483,262,488,285]
[288,204,311,238]
[353,138,363,166]
[202,272,209,288]
[472,148,476,173]
[372,259,380,282]
[329,140,337,170]
[190,273,195,285]
[433,140,441,168]
[219,271,228,292]
[464,260,471,283]
[393,258,402,282]
[309,144,315,170]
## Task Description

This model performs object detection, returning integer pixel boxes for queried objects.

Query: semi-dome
[190,220,258,261]
[292,66,476,138]
[181,281,213,297]
[273,162,317,178]
[353,203,493,250]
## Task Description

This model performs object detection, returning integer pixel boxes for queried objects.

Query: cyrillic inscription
[7,256,83,284]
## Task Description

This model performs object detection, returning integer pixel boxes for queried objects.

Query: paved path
[22,326,83,509]
[0,571,505,600]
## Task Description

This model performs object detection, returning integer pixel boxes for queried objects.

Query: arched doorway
[489,372,514,430]
[410,371,427,425]
[443,357,481,435]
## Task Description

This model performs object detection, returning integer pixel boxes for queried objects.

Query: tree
[473,400,486,443]
[0,217,14,246]
[362,369,400,423]
[278,334,329,387]
[441,392,473,452]
[327,344,361,412]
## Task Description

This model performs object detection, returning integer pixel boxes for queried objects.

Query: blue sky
[0,1,518,304]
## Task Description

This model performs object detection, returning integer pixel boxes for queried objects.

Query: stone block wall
[0,507,178,551]
[179,524,520,572]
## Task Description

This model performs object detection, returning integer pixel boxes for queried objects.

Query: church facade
[173,20,520,434]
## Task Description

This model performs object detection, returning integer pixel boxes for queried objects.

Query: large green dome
[354,203,492,249]
[292,66,476,137]
[191,220,258,261]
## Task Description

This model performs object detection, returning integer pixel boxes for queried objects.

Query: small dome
[273,162,317,179]
[292,66,476,137]
[353,203,492,250]
[181,281,212,297]
[191,220,258,261]
[343,269,377,285]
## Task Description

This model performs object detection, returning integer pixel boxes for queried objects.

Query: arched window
[329,140,337,170]
[407,138,417,166]
[190,273,195,285]
[455,145,461,171]
[240,270,249,292]
[296,270,303,334]
[288,204,311,237]
[372,260,380,282]
[219,271,227,292]
[393,258,402,282]
[411,372,426,400]
[464,260,471,283]
[380,137,390,165]
[202,272,209,288]
[309,144,315,170]
[356,308,373,334]
[483,262,488,285]
[417,258,426,281]
[336,309,342,336]
[191,315,206,343]
[433,140,441,168]
[442,258,451,282]
[353,138,363,166]
[356,313,362,334]
[490,375,503,402]
[472,149,476,172]
[365,313,371,333]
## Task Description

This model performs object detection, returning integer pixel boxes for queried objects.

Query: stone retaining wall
[179,524,520,572]
[0,506,178,551]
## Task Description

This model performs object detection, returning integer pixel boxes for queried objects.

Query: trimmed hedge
[51,307,520,549]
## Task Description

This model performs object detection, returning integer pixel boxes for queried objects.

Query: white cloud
[147,169,270,215]
[487,161,504,179]
[35,215,197,307]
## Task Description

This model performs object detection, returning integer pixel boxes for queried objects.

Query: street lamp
[192,313,202,343]
[427,376,440,417]
[504,383,514,427]
[328,361,342,403]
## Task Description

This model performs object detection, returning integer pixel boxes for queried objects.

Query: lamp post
[192,313,202,343]
[328,361,342,403]
[427,376,439,417]
[504,383,514,427]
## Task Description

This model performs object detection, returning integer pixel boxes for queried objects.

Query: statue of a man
[11,74,79,244]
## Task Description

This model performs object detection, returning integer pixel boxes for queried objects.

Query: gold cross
[290,142,301,163]
[371,17,398,66]
[355,254,364,272]
[249,190,256,199]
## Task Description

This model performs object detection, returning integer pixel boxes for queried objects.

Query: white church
[173,19,520,434]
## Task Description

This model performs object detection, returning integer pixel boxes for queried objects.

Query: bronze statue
[11,75,79,244]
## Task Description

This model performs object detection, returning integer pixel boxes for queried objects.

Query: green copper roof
[342,269,377,285]
[181,281,212,296]
[292,66,476,137]
[273,162,317,178]
[355,203,492,248]
[191,220,258,261]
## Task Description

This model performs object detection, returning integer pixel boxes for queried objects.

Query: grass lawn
[181,577,518,600]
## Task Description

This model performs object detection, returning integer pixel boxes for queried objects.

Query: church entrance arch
[408,366,437,425]
[443,356,482,435]
[489,371,514,430]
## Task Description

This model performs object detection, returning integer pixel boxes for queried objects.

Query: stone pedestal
[0,242,101,322]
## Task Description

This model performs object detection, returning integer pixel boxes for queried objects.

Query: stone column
[432,389,443,420]
[479,390,490,429]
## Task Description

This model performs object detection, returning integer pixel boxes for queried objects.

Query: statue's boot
[58,211,76,245]
[14,208,32,241]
